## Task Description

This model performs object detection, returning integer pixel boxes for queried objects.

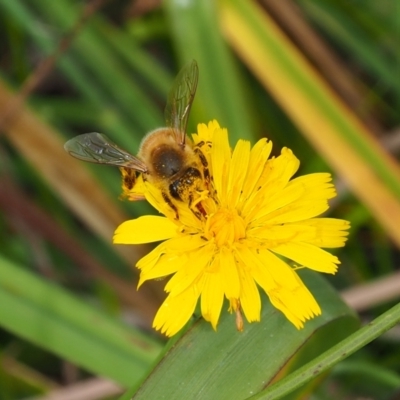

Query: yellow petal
[157,234,208,253]
[242,148,300,221]
[113,216,177,244]
[267,287,321,329]
[220,247,241,299]
[258,147,300,194]
[153,286,200,336]
[271,242,340,274]
[136,236,200,273]
[256,199,331,225]
[201,270,224,330]
[143,182,177,220]
[250,173,335,223]
[192,123,208,144]
[138,235,210,287]
[211,127,231,203]
[241,145,299,222]
[268,282,321,329]
[256,249,302,291]
[136,243,165,271]
[249,218,350,249]
[237,247,320,328]
[294,218,350,248]
[289,173,334,192]
[239,138,272,208]
[139,252,187,286]
[164,244,214,296]
[192,120,220,144]
[173,201,203,230]
[234,246,276,292]
[237,264,261,322]
[227,139,250,207]
[249,223,315,243]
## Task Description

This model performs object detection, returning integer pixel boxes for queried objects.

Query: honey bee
[64,60,210,219]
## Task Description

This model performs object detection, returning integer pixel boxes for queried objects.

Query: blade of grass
[0,254,162,387]
[0,0,108,133]
[0,81,124,241]
[164,0,254,143]
[260,0,384,135]
[93,16,172,95]
[32,0,164,135]
[250,300,400,399]
[299,0,400,110]
[220,0,400,247]
[0,0,143,143]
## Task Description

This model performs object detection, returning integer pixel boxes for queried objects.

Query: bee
[64,60,210,219]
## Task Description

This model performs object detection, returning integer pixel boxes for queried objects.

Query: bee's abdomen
[169,167,202,200]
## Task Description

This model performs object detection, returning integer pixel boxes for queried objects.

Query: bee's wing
[64,132,147,172]
[165,60,199,145]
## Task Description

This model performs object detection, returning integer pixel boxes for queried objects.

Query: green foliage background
[0,0,399,399]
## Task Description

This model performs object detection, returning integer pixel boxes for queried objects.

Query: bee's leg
[194,202,206,219]
[162,192,179,220]
[189,190,210,220]
[195,147,216,201]
[187,194,202,220]
[194,148,209,179]
[194,147,208,169]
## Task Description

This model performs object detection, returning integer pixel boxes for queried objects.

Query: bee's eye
[153,147,183,178]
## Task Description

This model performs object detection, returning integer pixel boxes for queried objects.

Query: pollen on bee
[119,167,141,200]
[162,191,179,220]
[120,167,136,190]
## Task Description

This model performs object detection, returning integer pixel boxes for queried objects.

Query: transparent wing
[165,59,199,145]
[64,132,147,172]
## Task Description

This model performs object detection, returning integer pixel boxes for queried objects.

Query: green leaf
[123,271,358,399]
[0,254,162,387]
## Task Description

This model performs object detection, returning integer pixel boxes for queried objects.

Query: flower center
[206,209,246,247]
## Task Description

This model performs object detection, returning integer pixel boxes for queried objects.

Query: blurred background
[0,0,399,399]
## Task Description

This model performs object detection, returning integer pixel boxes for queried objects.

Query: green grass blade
[164,0,254,143]
[94,17,172,95]
[0,254,161,386]
[252,300,400,399]
[0,0,143,143]
[31,0,163,133]
[300,0,400,107]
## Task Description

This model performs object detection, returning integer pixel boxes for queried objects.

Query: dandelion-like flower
[114,120,350,336]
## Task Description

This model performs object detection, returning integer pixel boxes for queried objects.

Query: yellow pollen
[206,209,246,247]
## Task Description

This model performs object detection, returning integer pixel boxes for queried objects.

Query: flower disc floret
[206,209,246,247]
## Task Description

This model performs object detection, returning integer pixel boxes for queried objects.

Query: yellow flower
[114,120,350,336]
